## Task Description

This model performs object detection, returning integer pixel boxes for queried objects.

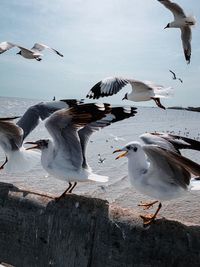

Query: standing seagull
[0,41,63,61]
[86,77,173,109]
[113,139,200,226]
[169,70,183,83]
[0,99,83,172]
[26,103,137,199]
[158,0,196,64]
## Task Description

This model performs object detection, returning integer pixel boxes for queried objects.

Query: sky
[0,0,200,107]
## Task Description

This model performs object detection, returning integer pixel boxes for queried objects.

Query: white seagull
[0,117,40,173]
[0,41,63,61]
[158,0,196,64]
[86,77,173,109]
[0,99,83,173]
[113,137,200,226]
[26,103,137,200]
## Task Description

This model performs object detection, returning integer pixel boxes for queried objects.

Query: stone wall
[0,182,200,267]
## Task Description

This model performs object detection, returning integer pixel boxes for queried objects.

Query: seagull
[26,103,137,200]
[113,138,200,226]
[0,99,83,172]
[86,77,173,109]
[98,154,106,164]
[0,41,63,61]
[0,116,40,173]
[157,0,196,64]
[169,70,183,83]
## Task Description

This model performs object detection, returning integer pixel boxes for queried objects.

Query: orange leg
[140,202,162,226]
[151,98,166,110]
[138,200,159,210]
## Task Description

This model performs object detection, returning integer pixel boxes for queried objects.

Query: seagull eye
[127,146,131,150]
[133,147,137,152]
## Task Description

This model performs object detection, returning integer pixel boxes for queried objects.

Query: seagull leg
[55,182,72,201]
[68,182,77,193]
[138,200,158,210]
[140,202,162,226]
[0,156,8,170]
[151,98,166,110]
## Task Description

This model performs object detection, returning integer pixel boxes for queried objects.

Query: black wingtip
[0,116,21,121]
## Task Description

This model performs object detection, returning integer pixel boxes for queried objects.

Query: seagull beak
[113,149,128,160]
[25,141,40,150]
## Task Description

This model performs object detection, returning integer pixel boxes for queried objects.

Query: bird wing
[140,133,180,153]
[86,77,129,99]
[31,43,63,57]
[128,80,154,93]
[143,145,197,189]
[169,70,176,79]
[0,117,23,153]
[181,26,192,64]
[158,0,186,19]
[17,99,83,140]
[45,103,111,170]
[78,106,137,168]
[0,41,16,54]
[150,132,200,152]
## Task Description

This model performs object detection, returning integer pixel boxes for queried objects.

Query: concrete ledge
[0,182,200,267]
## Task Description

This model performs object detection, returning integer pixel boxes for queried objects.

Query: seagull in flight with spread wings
[0,41,63,61]
[157,0,196,64]
[86,77,173,109]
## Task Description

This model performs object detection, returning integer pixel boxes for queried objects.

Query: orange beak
[113,149,128,160]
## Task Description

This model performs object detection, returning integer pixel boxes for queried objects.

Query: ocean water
[0,96,200,224]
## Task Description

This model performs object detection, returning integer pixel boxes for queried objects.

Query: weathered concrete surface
[0,182,200,267]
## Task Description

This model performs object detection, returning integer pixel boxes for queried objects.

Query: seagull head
[16,51,22,55]
[164,23,170,29]
[113,142,142,159]
[25,139,49,150]
[122,93,128,101]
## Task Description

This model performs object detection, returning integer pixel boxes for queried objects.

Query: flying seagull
[169,70,183,83]
[113,137,200,226]
[0,99,83,172]
[26,103,137,200]
[0,41,63,61]
[157,0,196,64]
[86,76,173,109]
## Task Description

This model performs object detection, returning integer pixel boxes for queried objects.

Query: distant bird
[109,133,125,142]
[26,104,137,200]
[86,77,173,109]
[52,96,56,101]
[0,99,83,172]
[0,41,63,61]
[169,70,183,83]
[113,137,200,226]
[157,0,196,64]
[98,154,106,164]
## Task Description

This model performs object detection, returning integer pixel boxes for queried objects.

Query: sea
[0,96,200,225]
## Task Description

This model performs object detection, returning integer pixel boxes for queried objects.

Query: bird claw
[140,214,156,226]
